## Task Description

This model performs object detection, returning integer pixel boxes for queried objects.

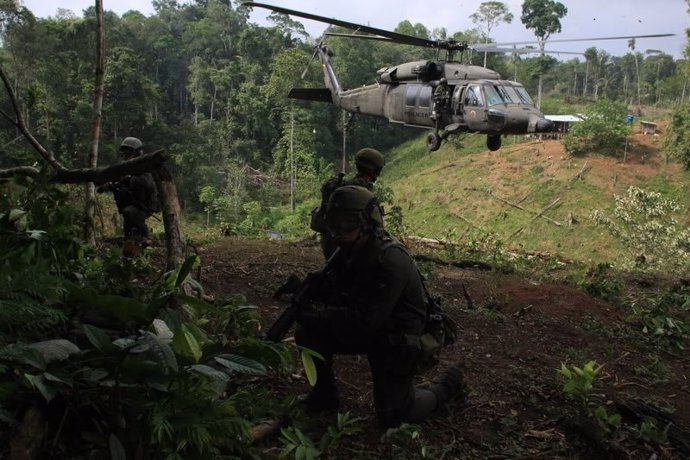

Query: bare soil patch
[197,237,690,459]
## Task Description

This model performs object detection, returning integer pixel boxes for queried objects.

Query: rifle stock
[265,247,341,342]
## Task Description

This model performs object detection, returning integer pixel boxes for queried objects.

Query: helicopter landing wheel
[426,132,441,151]
[487,134,502,151]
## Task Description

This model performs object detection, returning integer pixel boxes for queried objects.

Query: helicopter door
[403,84,433,126]
[462,84,486,131]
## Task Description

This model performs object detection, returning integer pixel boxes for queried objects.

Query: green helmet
[326,185,383,232]
[120,137,143,155]
[354,148,385,175]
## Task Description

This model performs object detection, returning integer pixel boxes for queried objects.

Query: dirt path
[198,237,690,459]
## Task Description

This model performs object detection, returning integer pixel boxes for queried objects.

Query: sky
[22,0,689,59]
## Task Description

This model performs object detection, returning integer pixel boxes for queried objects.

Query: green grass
[383,125,690,265]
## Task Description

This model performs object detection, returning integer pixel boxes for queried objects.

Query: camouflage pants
[121,205,150,238]
[295,325,437,428]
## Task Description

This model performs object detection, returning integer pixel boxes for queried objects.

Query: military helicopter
[245,2,673,152]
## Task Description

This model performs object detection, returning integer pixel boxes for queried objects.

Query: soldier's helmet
[439,77,447,84]
[354,148,385,175]
[120,137,143,156]
[326,185,383,233]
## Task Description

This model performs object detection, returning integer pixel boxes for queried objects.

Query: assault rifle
[266,247,341,342]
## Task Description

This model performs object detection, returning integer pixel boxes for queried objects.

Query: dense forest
[0,0,686,227]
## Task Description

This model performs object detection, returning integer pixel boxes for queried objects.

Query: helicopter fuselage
[291,46,553,151]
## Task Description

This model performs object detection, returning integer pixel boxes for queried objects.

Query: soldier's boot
[430,366,468,409]
[297,375,339,413]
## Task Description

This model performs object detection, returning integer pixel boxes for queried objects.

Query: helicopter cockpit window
[484,85,503,106]
[464,85,483,107]
[515,86,534,105]
[496,85,517,104]
[503,86,525,104]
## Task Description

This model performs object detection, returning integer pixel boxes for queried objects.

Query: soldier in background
[98,137,158,242]
[311,148,386,259]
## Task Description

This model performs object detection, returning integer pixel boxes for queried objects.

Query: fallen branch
[465,187,563,226]
[0,151,167,184]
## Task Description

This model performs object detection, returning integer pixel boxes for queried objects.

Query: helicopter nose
[535,118,554,133]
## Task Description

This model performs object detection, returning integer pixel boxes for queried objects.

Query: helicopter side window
[515,86,534,105]
[484,85,503,106]
[418,86,433,108]
[405,85,421,106]
[464,86,483,107]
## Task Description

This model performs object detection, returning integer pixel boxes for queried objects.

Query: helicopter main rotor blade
[471,44,584,55]
[325,32,395,43]
[479,33,674,48]
[243,2,438,49]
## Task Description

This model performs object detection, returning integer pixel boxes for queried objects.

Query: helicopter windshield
[484,83,535,107]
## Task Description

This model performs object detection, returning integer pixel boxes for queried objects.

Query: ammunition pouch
[384,332,441,376]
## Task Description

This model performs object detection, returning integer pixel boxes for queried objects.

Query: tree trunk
[84,0,106,245]
[153,165,186,271]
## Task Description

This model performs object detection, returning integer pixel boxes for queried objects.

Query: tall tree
[84,0,105,245]
[520,0,567,108]
[470,1,513,67]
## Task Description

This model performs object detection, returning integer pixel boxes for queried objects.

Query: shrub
[663,103,690,169]
[563,99,630,155]
[591,186,690,273]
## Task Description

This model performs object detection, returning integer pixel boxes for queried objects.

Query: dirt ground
[196,236,690,459]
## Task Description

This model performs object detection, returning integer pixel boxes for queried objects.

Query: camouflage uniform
[311,148,385,259]
[297,185,463,428]
[99,137,158,238]
[114,174,157,238]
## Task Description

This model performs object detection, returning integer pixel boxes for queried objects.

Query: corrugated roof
[545,115,583,122]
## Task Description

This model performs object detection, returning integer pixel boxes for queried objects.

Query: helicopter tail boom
[288,88,333,103]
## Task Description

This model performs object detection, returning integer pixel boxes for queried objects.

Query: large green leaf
[214,353,267,376]
[189,364,230,384]
[67,284,152,325]
[171,325,202,363]
[0,345,46,370]
[175,255,199,288]
[25,340,80,364]
[142,332,179,374]
[177,294,216,316]
[83,325,116,353]
[24,373,59,402]
[301,352,318,387]
[297,346,324,387]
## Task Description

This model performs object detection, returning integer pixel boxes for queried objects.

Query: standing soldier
[431,77,450,124]
[98,137,158,243]
[311,148,386,259]
[296,185,466,428]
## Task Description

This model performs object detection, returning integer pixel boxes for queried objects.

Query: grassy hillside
[383,126,690,264]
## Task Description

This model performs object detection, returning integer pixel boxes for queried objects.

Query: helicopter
[245,2,673,152]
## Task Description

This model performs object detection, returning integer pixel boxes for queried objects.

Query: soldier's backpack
[310,173,345,232]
